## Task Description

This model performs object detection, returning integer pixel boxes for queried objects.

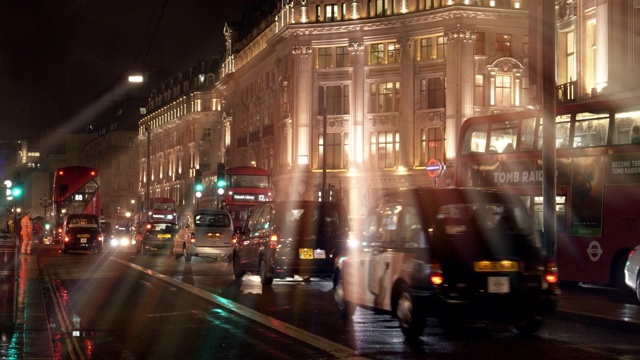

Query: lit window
[370,131,400,169]
[318,48,332,69]
[370,82,400,113]
[419,78,444,109]
[496,34,512,57]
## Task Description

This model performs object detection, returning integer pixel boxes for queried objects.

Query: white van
[174,209,234,262]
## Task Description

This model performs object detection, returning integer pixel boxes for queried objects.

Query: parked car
[61,214,103,254]
[135,222,177,255]
[174,209,234,262]
[333,187,559,338]
[624,245,640,303]
[233,200,350,286]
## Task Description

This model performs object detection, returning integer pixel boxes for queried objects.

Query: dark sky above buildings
[0,0,248,146]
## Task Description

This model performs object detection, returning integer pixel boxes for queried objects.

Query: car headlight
[110,238,119,246]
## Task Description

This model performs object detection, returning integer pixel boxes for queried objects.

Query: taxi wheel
[259,259,274,286]
[513,315,543,334]
[334,272,356,320]
[233,255,245,280]
[396,284,426,338]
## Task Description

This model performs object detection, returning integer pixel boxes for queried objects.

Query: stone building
[137,0,640,220]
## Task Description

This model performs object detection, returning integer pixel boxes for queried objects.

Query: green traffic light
[195,183,204,192]
[216,179,226,188]
[11,187,22,197]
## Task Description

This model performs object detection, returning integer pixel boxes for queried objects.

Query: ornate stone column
[399,36,415,167]
[444,25,476,165]
[348,41,365,166]
[291,43,313,174]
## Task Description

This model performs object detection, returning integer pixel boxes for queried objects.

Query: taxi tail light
[544,259,559,284]
[430,259,443,286]
[189,234,196,243]
[269,234,279,249]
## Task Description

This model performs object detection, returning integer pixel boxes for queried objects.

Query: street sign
[426,158,445,178]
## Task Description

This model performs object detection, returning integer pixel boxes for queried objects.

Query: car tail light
[146,223,152,230]
[190,234,196,243]
[430,259,443,285]
[629,248,637,263]
[544,259,559,284]
[269,234,278,249]
[64,236,69,243]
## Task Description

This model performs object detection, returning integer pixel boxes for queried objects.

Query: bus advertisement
[456,96,640,291]
[52,166,101,242]
[199,166,273,228]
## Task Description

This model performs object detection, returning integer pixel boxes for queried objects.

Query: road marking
[112,257,365,359]
[40,256,85,360]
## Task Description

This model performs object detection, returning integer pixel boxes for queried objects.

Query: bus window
[612,110,640,145]
[461,123,488,155]
[536,115,570,150]
[519,117,537,151]
[573,112,609,148]
[533,195,566,233]
[556,115,571,148]
[489,121,518,153]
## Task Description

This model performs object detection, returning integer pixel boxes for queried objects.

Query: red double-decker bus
[456,96,640,291]
[199,166,273,228]
[52,166,101,242]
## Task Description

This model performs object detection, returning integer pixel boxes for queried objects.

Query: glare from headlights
[110,238,119,246]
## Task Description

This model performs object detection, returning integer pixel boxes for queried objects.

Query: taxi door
[367,203,402,311]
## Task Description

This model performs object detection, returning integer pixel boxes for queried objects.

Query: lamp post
[129,71,150,218]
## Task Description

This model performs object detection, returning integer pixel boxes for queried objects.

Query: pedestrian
[20,211,34,255]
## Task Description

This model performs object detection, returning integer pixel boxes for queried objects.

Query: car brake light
[190,234,196,243]
[269,234,278,249]
[545,259,559,284]
[430,259,443,285]
[64,236,69,243]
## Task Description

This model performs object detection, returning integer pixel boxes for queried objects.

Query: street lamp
[128,72,151,217]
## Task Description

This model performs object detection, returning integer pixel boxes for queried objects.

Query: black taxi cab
[333,187,559,337]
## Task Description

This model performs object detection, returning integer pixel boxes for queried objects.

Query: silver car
[625,245,640,303]
[174,209,234,262]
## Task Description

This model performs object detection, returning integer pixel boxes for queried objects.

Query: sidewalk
[3,252,54,359]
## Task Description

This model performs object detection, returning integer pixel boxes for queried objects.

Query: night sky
[0,0,247,145]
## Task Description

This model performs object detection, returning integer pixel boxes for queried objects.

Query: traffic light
[194,169,203,198]
[11,182,23,198]
[216,163,226,195]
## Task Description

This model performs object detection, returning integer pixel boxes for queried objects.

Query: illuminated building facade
[137,0,640,218]
[216,0,535,218]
